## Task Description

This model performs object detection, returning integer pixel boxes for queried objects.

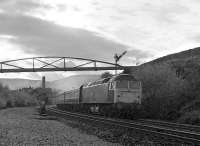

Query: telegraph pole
[42,76,45,89]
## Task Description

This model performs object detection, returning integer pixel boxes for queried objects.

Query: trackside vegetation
[132,60,200,125]
[0,85,56,109]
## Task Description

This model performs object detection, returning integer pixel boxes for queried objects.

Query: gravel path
[0,107,121,146]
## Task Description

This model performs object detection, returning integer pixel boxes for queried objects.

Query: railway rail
[137,119,200,133]
[46,107,200,145]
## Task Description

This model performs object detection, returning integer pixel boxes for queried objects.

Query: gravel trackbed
[0,107,121,146]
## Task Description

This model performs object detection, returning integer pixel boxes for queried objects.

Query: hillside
[0,74,100,92]
[128,47,200,124]
[147,47,200,65]
[128,47,200,76]
[0,78,42,90]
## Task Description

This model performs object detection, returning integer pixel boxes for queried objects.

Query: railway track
[137,119,200,133]
[46,107,200,145]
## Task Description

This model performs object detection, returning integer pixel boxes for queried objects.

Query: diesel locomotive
[56,74,142,116]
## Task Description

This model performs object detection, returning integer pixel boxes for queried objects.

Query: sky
[0,0,200,80]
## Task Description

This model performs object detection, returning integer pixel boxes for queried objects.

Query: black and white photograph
[0,0,200,145]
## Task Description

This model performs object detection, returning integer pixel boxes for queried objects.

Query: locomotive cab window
[115,80,128,89]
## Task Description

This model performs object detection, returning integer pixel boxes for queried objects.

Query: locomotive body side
[57,74,141,106]
[56,74,142,117]
[81,81,113,104]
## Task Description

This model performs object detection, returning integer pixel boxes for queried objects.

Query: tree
[137,64,186,119]
[101,72,113,79]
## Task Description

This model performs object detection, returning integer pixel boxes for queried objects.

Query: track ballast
[46,107,200,145]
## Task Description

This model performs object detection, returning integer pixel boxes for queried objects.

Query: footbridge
[0,57,136,73]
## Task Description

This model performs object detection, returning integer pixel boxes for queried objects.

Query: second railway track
[137,119,200,133]
[46,107,200,145]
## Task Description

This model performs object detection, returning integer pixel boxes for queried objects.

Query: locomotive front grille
[115,90,140,103]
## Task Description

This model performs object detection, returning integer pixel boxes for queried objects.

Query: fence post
[42,76,45,89]
[64,92,66,104]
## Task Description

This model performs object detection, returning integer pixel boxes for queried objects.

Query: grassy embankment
[130,48,200,125]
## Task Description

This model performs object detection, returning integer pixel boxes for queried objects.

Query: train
[56,74,142,117]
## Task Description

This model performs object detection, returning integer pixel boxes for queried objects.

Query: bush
[0,84,55,109]
[178,110,200,125]
[11,91,37,107]
[0,98,6,109]
[6,100,13,107]
[180,100,200,113]
[136,64,186,120]
[101,72,113,79]
[0,83,10,109]
[32,87,54,105]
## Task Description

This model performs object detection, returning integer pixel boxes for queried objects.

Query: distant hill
[47,74,100,92]
[127,47,200,76]
[0,74,100,92]
[0,78,42,90]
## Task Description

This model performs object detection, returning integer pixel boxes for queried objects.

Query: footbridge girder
[0,57,135,73]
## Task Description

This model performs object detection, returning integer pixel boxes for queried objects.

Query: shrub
[180,100,200,113]
[32,87,54,105]
[178,110,200,125]
[6,100,13,107]
[136,64,186,120]
[101,72,113,79]
[11,91,37,107]
[0,98,6,109]
[0,83,55,109]
[0,83,10,109]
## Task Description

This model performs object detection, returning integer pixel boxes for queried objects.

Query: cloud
[57,4,67,12]
[126,49,152,59]
[0,13,150,63]
[73,6,81,12]
[2,0,197,67]
[0,0,51,14]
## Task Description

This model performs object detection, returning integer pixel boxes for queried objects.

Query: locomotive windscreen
[111,74,136,81]
[129,81,140,89]
[112,74,139,89]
